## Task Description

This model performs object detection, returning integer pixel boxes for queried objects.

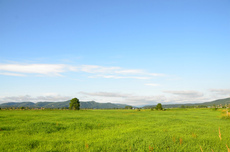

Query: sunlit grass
[0,109,229,151]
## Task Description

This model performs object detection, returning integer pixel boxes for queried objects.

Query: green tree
[69,98,80,110]
[180,105,185,109]
[20,107,25,110]
[151,107,155,111]
[125,106,133,109]
[155,103,163,110]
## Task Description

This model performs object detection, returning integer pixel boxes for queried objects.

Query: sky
[0,0,230,106]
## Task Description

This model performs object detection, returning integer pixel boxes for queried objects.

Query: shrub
[155,103,163,110]
[69,98,80,110]
[212,108,218,111]
[151,107,155,111]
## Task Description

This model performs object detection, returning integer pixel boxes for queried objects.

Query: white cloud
[0,64,67,76]
[80,91,188,106]
[149,73,165,76]
[88,75,151,79]
[115,69,144,74]
[209,89,230,95]
[145,83,160,87]
[0,72,26,77]
[71,65,164,77]
[71,65,121,74]
[43,93,60,96]
[0,63,164,79]
[161,90,212,104]
[0,95,71,103]
[163,90,204,98]
[0,90,218,106]
[80,91,162,105]
[80,92,131,98]
[79,91,212,106]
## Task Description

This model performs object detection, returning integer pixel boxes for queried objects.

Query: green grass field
[0,109,229,152]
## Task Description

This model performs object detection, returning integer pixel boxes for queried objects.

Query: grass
[0,108,230,151]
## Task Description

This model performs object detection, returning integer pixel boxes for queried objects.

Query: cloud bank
[0,95,71,103]
[0,63,164,79]
[0,89,228,106]
[210,89,230,95]
[0,64,67,76]
[79,90,213,106]
[163,90,204,98]
[80,91,165,106]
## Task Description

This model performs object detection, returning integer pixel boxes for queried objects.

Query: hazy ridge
[0,98,230,109]
[0,100,131,109]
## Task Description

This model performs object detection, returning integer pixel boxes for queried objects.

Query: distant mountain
[1,97,229,109]
[143,97,230,109]
[0,100,131,109]
[197,98,230,106]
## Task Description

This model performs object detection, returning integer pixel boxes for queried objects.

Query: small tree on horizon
[125,106,133,109]
[20,106,25,110]
[155,103,163,110]
[180,105,185,109]
[69,98,80,110]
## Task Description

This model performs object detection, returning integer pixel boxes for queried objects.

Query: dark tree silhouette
[155,103,163,110]
[69,98,80,110]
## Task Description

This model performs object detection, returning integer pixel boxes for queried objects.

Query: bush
[151,107,155,111]
[155,103,163,110]
[125,106,133,109]
[212,108,218,111]
[180,105,185,108]
[69,98,80,110]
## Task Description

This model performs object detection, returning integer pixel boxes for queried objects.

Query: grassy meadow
[0,108,230,152]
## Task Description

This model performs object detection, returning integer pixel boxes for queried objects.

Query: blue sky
[0,0,230,106]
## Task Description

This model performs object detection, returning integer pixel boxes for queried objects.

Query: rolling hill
[143,97,230,109]
[0,100,131,109]
[0,97,230,109]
